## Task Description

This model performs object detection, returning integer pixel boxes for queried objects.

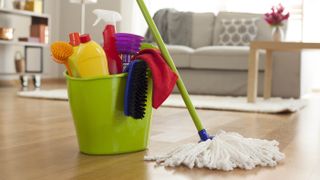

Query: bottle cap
[69,32,80,46]
[80,34,91,43]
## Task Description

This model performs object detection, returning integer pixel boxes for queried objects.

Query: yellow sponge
[51,41,73,63]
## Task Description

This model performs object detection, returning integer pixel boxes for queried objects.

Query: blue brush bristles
[124,60,148,119]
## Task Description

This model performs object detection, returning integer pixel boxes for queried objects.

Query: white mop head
[145,131,285,171]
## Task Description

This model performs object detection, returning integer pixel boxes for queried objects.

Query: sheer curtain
[301,0,320,92]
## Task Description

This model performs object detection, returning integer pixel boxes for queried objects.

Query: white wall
[120,0,135,33]
[43,0,61,78]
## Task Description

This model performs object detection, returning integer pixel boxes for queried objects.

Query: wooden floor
[0,83,320,180]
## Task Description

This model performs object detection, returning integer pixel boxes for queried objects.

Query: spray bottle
[93,9,123,74]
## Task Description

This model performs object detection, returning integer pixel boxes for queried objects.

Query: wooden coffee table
[247,41,320,103]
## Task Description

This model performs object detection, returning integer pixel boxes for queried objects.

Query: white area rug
[18,89,68,100]
[17,89,307,113]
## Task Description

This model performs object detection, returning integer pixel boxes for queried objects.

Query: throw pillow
[217,18,258,46]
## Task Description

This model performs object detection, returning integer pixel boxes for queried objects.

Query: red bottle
[103,25,123,74]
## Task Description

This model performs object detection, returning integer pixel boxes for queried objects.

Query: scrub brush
[51,41,74,76]
[124,60,148,119]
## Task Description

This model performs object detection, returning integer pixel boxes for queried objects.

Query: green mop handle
[137,0,211,140]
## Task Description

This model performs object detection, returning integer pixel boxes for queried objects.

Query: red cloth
[133,49,178,109]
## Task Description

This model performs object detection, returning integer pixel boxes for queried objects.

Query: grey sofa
[166,11,301,98]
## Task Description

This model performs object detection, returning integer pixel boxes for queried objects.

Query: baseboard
[0,78,66,87]
[42,78,66,84]
[0,80,19,87]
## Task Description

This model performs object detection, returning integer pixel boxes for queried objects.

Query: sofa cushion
[213,12,273,45]
[217,18,258,46]
[167,45,194,68]
[191,12,215,49]
[190,46,265,70]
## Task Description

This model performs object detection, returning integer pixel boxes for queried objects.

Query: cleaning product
[115,33,144,71]
[124,60,148,119]
[50,41,74,76]
[68,32,81,77]
[137,0,284,171]
[76,34,109,78]
[92,9,123,74]
[132,49,178,109]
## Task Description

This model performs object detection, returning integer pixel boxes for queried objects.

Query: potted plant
[264,4,290,41]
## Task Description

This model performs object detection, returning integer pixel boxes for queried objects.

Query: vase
[272,26,284,42]
[14,51,25,74]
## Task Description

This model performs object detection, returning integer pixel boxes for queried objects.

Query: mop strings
[145,131,285,171]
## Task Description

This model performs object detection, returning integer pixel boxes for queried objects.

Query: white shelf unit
[0,7,49,18]
[0,7,50,83]
[0,39,48,47]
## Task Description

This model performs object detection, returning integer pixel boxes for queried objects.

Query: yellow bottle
[69,45,80,77]
[76,34,109,77]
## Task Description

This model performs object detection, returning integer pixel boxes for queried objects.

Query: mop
[136,0,285,171]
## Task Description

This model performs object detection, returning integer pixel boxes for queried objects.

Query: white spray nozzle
[92,9,122,26]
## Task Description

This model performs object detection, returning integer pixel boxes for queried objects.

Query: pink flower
[264,4,290,26]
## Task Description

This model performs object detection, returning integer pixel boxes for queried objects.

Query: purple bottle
[115,33,144,71]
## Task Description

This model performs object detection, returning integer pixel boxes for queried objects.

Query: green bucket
[65,72,153,155]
